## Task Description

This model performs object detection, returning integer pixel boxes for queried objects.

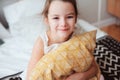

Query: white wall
[97,0,116,27]
[101,0,116,25]
[77,0,116,27]
[77,0,98,23]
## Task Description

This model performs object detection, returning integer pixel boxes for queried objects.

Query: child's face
[46,1,76,39]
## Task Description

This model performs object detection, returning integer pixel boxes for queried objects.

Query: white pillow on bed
[23,0,46,17]
[3,0,26,25]
[77,19,107,39]
[9,15,47,44]
[3,0,47,44]
[3,0,46,25]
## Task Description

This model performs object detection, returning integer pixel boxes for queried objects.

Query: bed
[0,0,119,80]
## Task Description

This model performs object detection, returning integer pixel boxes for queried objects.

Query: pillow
[3,0,46,25]
[30,30,101,80]
[3,0,47,44]
[77,19,107,39]
[22,0,46,17]
[3,0,26,25]
[9,15,47,44]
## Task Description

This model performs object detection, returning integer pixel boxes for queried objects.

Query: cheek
[50,22,57,29]
[47,17,57,26]
[69,21,76,27]
[49,21,58,30]
[68,18,76,25]
[49,19,58,25]
[69,21,76,31]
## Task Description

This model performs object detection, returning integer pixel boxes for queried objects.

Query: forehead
[48,1,75,15]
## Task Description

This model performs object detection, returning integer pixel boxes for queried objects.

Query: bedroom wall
[97,0,116,27]
[77,0,98,23]
[100,0,116,24]
[77,0,115,27]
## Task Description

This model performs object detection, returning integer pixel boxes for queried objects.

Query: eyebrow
[50,12,75,17]
[67,12,75,15]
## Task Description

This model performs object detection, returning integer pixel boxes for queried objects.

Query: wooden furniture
[107,0,120,18]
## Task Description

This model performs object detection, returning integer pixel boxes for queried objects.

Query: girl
[26,0,103,80]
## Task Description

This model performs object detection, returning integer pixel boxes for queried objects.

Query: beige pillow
[30,30,100,80]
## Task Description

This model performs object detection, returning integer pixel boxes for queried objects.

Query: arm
[26,37,44,80]
[81,59,98,79]
[66,59,98,80]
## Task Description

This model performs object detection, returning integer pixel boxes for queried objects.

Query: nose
[60,18,67,27]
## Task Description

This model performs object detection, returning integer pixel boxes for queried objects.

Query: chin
[57,31,72,39]
[59,34,70,39]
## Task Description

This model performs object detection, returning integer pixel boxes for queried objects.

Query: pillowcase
[3,0,47,44]
[77,19,107,39]
[22,0,46,17]
[30,30,101,80]
[3,0,26,25]
[9,15,47,44]
[3,0,46,25]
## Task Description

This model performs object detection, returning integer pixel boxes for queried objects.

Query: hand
[65,72,87,80]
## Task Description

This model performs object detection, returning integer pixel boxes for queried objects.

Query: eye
[53,17,59,19]
[67,16,74,19]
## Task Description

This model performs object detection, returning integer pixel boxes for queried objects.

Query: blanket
[94,35,120,80]
[30,30,101,80]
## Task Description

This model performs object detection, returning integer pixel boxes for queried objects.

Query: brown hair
[42,0,78,18]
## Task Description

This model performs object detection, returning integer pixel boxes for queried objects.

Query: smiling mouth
[59,29,69,31]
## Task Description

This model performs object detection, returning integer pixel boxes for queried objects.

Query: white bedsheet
[0,36,33,78]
